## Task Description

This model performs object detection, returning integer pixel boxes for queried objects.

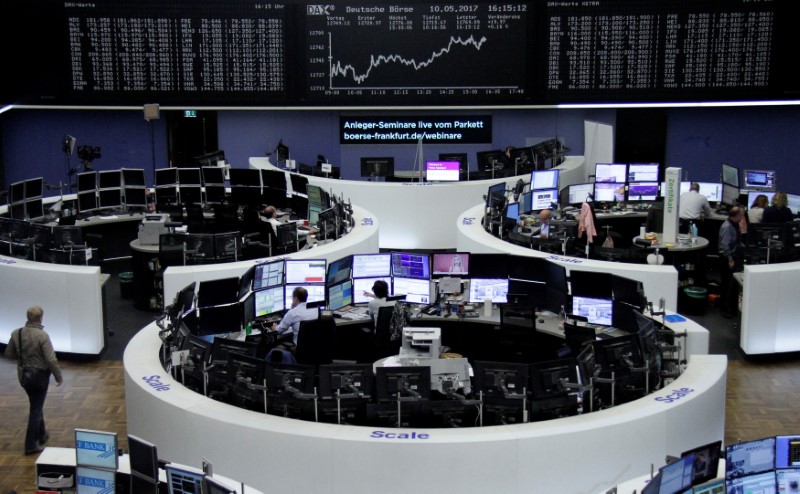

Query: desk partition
[741,261,800,354]
[125,323,725,494]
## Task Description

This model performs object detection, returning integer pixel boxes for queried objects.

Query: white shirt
[748,206,764,224]
[679,190,712,220]
[274,302,318,344]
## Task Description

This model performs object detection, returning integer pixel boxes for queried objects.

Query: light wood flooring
[1,355,800,493]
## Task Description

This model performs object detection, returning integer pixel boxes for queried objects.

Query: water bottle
[245,321,252,336]
[690,222,698,238]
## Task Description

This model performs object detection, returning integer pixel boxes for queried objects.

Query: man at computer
[260,205,282,230]
[271,287,318,348]
[538,209,552,238]
[679,183,712,232]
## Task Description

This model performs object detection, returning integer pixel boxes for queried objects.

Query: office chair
[563,322,596,356]
[275,222,299,254]
[185,203,206,233]
[158,233,186,268]
[213,232,242,263]
[295,318,337,365]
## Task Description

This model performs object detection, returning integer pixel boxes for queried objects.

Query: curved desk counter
[125,322,725,494]
[0,254,105,354]
[741,261,800,355]
[251,156,585,250]
[457,204,681,313]
[162,204,379,301]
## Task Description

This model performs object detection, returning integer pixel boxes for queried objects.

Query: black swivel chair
[275,222,299,254]
[295,318,337,365]
[185,203,206,233]
[158,233,186,269]
[563,322,597,356]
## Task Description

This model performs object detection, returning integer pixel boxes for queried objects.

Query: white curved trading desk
[741,261,800,355]
[456,204,681,313]
[250,156,585,250]
[125,322,725,494]
[162,204,379,301]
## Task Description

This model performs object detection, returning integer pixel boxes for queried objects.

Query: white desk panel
[125,323,725,494]
[741,262,800,355]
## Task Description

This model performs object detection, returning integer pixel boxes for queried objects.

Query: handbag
[18,327,51,390]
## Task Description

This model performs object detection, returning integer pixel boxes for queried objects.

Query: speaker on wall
[143,103,160,121]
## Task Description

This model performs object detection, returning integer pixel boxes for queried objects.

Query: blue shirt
[275,302,318,344]
[718,219,741,259]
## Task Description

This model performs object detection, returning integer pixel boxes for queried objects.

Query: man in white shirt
[261,205,282,231]
[538,209,552,238]
[272,287,318,347]
[679,183,712,221]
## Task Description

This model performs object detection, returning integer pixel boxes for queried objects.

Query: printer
[138,214,171,245]
[399,327,472,394]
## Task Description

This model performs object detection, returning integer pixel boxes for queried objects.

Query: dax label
[654,387,694,404]
[371,430,430,440]
[307,4,334,15]
[142,375,171,392]
[462,217,475,225]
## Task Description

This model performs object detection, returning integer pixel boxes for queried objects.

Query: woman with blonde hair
[763,191,795,223]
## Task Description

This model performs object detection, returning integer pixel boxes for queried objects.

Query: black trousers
[23,383,48,451]
[718,257,741,315]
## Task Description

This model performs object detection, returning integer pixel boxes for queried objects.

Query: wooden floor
[1,356,800,493]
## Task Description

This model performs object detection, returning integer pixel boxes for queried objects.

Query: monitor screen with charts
[392,277,431,304]
[391,252,430,279]
[567,183,594,205]
[166,464,205,494]
[595,163,627,183]
[530,169,559,190]
[593,182,625,203]
[255,286,286,317]
[531,189,558,211]
[726,436,776,479]
[627,182,659,201]
[628,163,659,182]
[353,277,392,304]
[285,259,326,284]
[253,260,284,290]
[468,278,509,304]
[285,284,326,308]
[352,254,392,278]
[571,296,613,326]
[775,435,800,468]
[328,279,353,311]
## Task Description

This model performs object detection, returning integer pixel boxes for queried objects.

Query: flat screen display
[747,190,775,209]
[628,163,659,182]
[125,187,147,207]
[391,252,430,279]
[725,471,776,493]
[328,279,353,311]
[627,182,659,201]
[285,259,326,284]
[78,192,98,212]
[166,464,205,494]
[156,167,178,186]
[75,466,116,494]
[77,172,97,193]
[98,188,123,209]
[178,168,202,185]
[658,453,695,494]
[531,189,558,211]
[253,260,284,289]
[425,160,460,181]
[255,286,285,316]
[98,170,122,189]
[352,254,392,278]
[721,163,739,187]
[530,169,559,190]
[432,252,470,276]
[353,277,392,304]
[593,182,625,202]
[567,183,594,205]
[122,168,146,187]
[75,429,119,470]
[201,166,226,184]
[360,157,395,178]
[10,181,25,203]
[24,178,43,199]
[721,183,740,206]
[776,468,800,493]
[468,278,509,304]
[726,437,776,479]
[743,169,776,190]
[775,435,800,468]
[787,194,800,214]
[327,255,353,286]
[392,277,431,305]
[518,190,532,213]
[25,199,44,220]
[128,434,158,482]
[284,284,326,308]
[595,163,627,183]
[697,182,722,202]
[571,296,613,326]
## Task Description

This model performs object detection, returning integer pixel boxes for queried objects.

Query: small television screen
[98,188,123,209]
[391,252,430,279]
[531,189,558,211]
[721,162,740,187]
[627,182,659,201]
[155,167,178,186]
[468,278,509,304]
[594,163,627,183]
[327,255,353,286]
[743,169,776,190]
[530,169,559,190]
[98,170,122,189]
[128,434,159,483]
[255,286,286,317]
[593,182,625,202]
[360,157,395,178]
[721,183,740,207]
[166,464,205,494]
[122,168,146,187]
[628,163,659,182]
[24,178,43,199]
[567,183,594,205]
[253,260,284,290]
[285,259,326,284]
[425,160,460,181]
[658,453,696,494]
[178,167,202,186]
[76,466,116,493]
[284,284,326,308]
[77,172,97,193]
[391,277,431,304]
[726,436,776,479]
[353,277,393,304]
[681,440,722,486]
[75,428,119,470]
[485,182,507,209]
[125,187,147,208]
[201,166,226,185]
[432,252,469,277]
[328,279,353,311]
[571,296,613,326]
[9,181,25,203]
[438,152,468,174]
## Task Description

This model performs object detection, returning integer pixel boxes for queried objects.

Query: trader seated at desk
[362,279,394,324]
[260,205,282,230]
[537,209,552,238]
[679,183,712,232]
[271,287,318,350]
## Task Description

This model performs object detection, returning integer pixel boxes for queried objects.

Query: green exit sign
[184,110,197,118]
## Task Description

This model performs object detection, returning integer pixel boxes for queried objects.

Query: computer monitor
[628,163,660,182]
[775,435,800,468]
[204,476,237,494]
[75,429,119,470]
[592,333,644,372]
[179,185,202,204]
[691,479,724,494]
[261,168,288,191]
[77,172,97,193]
[24,177,43,199]
[9,181,25,203]
[208,337,258,366]
[166,464,205,494]
[306,184,325,207]
[284,284,326,308]
[197,304,242,336]
[228,168,261,187]
[98,170,122,189]
[468,278,509,304]
[658,453,695,494]
[375,366,431,402]
[327,255,353,286]
[571,296,613,326]
[726,471,777,493]
[476,149,505,172]
[776,469,800,493]
[431,252,469,277]
[743,169,776,190]
[726,437,776,479]
[593,182,625,203]
[425,160,460,182]
[469,253,510,279]
[627,182,659,201]
[529,358,577,400]
[391,277,431,304]
[485,182,507,210]
[98,188,123,209]
[253,259,284,290]
[25,199,44,220]
[438,152,469,174]
[530,188,558,211]
[786,193,800,214]
[360,157,395,178]
[171,282,196,321]
[681,440,722,486]
[125,187,147,208]
[721,162,740,187]
[253,286,286,317]
[566,182,595,205]
[721,183,740,207]
[75,466,116,493]
[319,363,374,399]
[275,142,289,164]
[201,166,226,185]
[391,252,430,279]
[518,191,533,213]
[747,190,776,209]
[507,278,548,308]
[197,277,239,308]
[328,279,353,311]
[530,169,559,190]
[122,168,146,187]
[471,361,529,397]
[570,270,612,299]
[53,225,84,247]
[611,274,645,310]
[595,163,627,183]
[265,362,316,395]
[509,146,536,170]
[285,259,326,284]
[695,182,722,202]
[128,434,159,484]
[353,277,392,304]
